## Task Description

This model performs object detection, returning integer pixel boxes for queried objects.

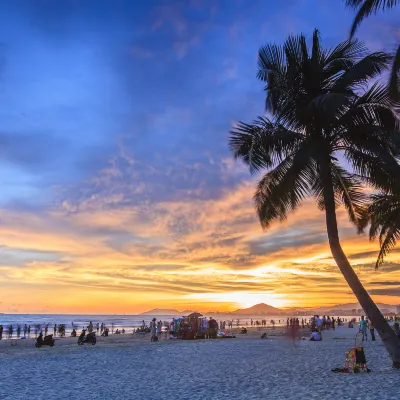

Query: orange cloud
[1,179,399,314]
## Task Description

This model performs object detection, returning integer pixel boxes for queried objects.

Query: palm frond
[332,52,392,92]
[229,117,304,174]
[331,163,369,232]
[347,0,400,37]
[257,43,287,112]
[324,38,368,65]
[368,191,400,268]
[254,138,318,228]
[389,45,400,100]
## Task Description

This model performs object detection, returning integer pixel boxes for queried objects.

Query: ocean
[0,313,309,336]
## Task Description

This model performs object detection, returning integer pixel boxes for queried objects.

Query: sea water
[0,313,308,335]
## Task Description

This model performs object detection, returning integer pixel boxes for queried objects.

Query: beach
[0,325,397,399]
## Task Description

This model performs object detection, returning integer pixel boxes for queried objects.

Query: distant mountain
[231,303,284,316]
[139,308,194,316]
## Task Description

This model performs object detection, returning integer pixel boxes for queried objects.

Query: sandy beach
[0,325,397,399]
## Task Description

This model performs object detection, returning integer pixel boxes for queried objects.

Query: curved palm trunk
[321,162,400,368]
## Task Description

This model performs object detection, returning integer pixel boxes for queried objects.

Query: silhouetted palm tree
[368,191,400,268]
[229,29,400,366]
[346,0,400,97]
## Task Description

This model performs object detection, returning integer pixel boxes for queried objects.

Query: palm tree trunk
[321,161,400,368]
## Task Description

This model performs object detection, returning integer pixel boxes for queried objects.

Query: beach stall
[169,313,205,340]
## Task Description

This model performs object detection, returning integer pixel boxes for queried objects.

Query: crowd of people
[1,315,399,342]
[0,321,115,340]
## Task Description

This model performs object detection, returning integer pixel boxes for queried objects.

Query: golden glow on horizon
[186,292,290,309]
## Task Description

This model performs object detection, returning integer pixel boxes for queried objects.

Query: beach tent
[187,312,203,318]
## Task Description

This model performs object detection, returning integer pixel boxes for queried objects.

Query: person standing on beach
[53,324,57,337]
[0,325,3,340]
[210,317,218,339]
[203,317,209,338]
[156,320,162,339]
[150,318,157,341]
[359,316,368,341]
[369,321,376,341]
[316,316,322,332]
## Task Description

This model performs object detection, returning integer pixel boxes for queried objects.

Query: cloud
[369,281,400,286]
[368,288,400,296]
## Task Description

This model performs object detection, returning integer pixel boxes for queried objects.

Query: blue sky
[1,0,400,313]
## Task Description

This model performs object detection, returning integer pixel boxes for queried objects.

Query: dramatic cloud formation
[1,0,400,313]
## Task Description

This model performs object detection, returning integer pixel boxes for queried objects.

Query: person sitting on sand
[310,329,322,341]
[260,332,267,339]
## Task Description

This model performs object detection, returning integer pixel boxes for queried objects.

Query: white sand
[0,326,398,399]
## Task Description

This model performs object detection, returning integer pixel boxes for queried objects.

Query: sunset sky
[1,0,400,314]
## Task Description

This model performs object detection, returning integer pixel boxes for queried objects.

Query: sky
[1,0,400,314]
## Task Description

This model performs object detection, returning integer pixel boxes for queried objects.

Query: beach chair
[332,332,371,373]
[344,332,370,373]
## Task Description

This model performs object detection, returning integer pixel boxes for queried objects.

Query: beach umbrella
[187,312,203,318]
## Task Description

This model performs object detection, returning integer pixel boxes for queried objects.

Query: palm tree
[229,29,400,367]
[346,0,400,97]
[368,190,400,268]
